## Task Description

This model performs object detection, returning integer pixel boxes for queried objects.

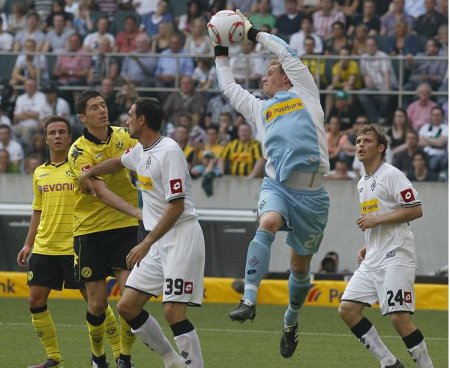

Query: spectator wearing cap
[325,47,362,118]
[13,12,46,51]
[10,39,49,86]
[12,79,46,148]
[289,17,323,57]
[0,124,24,169]
[327,90,361,132]
[0,17,13,51]
[39,85,71,124]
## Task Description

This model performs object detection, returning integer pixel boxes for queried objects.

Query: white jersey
[358,162,421,270]
[121,137,197,231]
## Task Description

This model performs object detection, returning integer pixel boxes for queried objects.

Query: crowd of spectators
[0,0,447,186]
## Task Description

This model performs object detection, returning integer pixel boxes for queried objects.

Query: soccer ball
[207,10,245,47]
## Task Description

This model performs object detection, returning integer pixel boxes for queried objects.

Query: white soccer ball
[207,10,245,47]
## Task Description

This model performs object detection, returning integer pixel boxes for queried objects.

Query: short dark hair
[413,150,428,161]
[75,90,104,114]
[44,115,71,136]
[0,124,11,133]
[135,97,163,132]
[357,123,388,157]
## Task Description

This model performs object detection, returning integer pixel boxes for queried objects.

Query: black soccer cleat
[115,357,135,368]
[280,323,299,358]
[380,359,405,368]
[228,300,256,322]
[28,358,64,368]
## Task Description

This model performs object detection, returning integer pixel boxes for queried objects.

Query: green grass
[0,298,447,367]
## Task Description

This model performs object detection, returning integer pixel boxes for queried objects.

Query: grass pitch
[0,298,447,367]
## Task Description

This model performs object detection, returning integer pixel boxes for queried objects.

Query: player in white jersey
[78,97,205,368]
[339,124,433,368]
[212,11,329,358]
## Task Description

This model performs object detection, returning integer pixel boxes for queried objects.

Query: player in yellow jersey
[16,116,121,368]
[68,90,141,368]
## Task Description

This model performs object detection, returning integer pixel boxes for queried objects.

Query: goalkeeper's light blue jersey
[216,32,329,184]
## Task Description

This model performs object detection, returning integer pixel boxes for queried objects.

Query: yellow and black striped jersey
[221,138,263,176]
[68,126,138,236]
[32,160,75,255]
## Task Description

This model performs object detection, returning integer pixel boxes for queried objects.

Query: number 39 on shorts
[164,278,193,296]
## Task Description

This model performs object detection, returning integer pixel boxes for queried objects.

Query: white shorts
[341,265,416,315]
[126,220,205,306]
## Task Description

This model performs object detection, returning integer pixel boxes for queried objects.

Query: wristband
[214,46,229,57]
[247,27,261,42]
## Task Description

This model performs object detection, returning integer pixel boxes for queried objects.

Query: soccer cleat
[91,355,110,368]
[28,358,64,368]
[280,323,299,358]
[115,358,135,368]
[228,300,256,322]
[380,359,405,368]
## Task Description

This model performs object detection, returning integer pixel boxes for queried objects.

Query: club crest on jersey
[400,188,415,203]
[370,180,376,191]
[116,141,124,150]
[145,156,152,169]
[263,97,304,123]
[170,179,183,194]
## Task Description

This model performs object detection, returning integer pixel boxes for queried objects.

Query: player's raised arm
[235,10,319,101]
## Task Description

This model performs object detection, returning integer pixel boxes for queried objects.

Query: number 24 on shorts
[164,278,193,296]
[387,289,413,306]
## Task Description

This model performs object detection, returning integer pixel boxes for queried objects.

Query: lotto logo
[184,281,193,294]
[400,188,415,203]
[170,179,183,194]
[248,256,259,267]
[404,291,413,303]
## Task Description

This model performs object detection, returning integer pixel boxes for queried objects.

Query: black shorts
[27,253,83,290]
[137,221,150,243]
[74,226,138,282]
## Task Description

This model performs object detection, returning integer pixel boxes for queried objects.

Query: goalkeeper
[212,10,330,358]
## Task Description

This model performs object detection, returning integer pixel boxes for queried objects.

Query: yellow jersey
[32,160,75,255]
[69,126,138,236]
[221,138,262,176]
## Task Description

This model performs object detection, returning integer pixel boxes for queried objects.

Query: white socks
[174,329,204,368]
[131,314,184,366]
[360,325,397,366]
[408,340,434,368]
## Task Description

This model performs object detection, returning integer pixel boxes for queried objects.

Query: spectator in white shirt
[289,17,323,57]
[0,124,24,167]
[0,16,13,51]
[82,15,115,51]
[12,78,46,148]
